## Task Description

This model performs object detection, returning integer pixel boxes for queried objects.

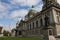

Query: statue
[44,15,49,27]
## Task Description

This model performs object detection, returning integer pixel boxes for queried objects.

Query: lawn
[0,37,42,40]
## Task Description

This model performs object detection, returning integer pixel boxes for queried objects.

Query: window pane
[40,19,43,26]
[33,22,34,29]
[30,24,31,30]
[49,30,53,35]
[36,21,38,28]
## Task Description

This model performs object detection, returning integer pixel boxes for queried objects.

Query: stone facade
[16,0,60,40]
[0,26,3,34]
[0,26,3,37]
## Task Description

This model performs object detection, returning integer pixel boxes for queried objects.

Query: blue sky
[0,0,60,31]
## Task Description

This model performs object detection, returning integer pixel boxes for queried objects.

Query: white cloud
[0,3,7,12]
[0,23,4,27]
[10,0,41,7]
[10,9,28,19]
[0,0,42,19]
[57,0,60,4]
[35,4,43,12]
[3,24,12,31]
[0,13,7,18]
[0,2,8,18]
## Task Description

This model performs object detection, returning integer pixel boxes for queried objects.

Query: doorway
[48,29,53,35]
[19,31,22,35]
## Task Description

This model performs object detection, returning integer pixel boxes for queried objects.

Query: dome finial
[31,5,34,8]
[30,5,35,11]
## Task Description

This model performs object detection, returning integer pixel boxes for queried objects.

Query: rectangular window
[28,24,29,30]
[36,21,38,28]
[40,19,43,26]
[30,24,31,30]
[33,22,34,29]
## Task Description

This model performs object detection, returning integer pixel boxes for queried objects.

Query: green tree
[3,30,9,36]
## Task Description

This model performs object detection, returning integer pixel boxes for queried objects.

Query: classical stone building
[16,0,60,40]
[0,26,3,37]
[0,26,3,34]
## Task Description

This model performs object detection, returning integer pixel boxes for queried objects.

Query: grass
[0,37,42,40]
